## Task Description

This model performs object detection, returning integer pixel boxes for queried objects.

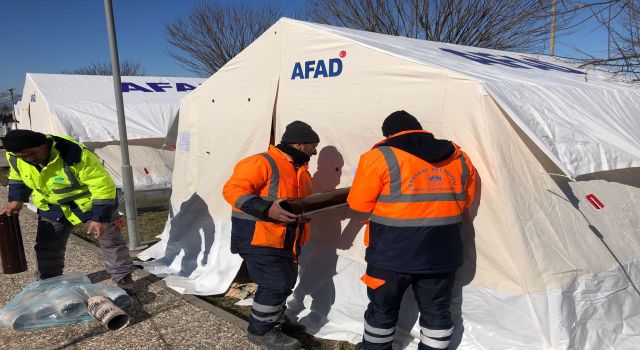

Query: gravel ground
[0,187,262,350]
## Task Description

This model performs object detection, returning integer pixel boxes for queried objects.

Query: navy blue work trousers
[362,264,456,350]
[35,216,133,282]
[241,253,298,335]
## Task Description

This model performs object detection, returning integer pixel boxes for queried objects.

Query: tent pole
[103,0,142,250]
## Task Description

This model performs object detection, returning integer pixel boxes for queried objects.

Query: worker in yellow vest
[0,130,134,289]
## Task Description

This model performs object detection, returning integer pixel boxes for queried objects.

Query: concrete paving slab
[0,188,261,350]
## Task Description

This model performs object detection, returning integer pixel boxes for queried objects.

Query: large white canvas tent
[138,19,640,349]
[13,74,205,190]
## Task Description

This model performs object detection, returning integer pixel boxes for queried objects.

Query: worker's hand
[87,221,109,239]
[267,199,298,223]
[0,201,23,216]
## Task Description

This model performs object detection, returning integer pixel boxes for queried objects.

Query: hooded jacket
[223,145,313,258]
[7,135,116,224]
[348,130,476,273]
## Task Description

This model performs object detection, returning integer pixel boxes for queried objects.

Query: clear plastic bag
[0,273,131,331]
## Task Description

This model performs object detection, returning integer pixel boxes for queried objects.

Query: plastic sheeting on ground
[0,273,130,331]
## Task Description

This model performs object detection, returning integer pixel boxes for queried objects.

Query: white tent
[138,19,640,349]
[14,73,205,190]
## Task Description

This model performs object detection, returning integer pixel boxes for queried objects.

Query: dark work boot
[247,325,302,350]
[115,274,135,293]
[279,314,307,334]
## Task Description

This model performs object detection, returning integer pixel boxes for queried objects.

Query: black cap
[381,110,423,137]
[281,121,320,144]
[2,130,48,152]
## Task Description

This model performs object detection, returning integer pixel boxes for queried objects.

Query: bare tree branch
[305,0,571,52]
[165,1,282,77]
[563,0,640,78]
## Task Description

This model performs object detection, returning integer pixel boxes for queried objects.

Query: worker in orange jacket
[223,121,319,350]
[348,111,476,350]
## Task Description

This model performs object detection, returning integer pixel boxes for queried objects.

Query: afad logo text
[291,50,346,80]
[121,82,199,93]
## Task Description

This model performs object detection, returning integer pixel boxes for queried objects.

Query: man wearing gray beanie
[280,120,320,145]
[223,120,319,350]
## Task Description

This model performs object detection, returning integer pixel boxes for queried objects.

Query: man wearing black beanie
[381,110,423,137]
[0,130,135,290]
[2,129,48,154]
[222,120,319,350]
[348,111,477,350]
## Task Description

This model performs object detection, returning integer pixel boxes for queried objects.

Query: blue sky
[0,0,304,96]
[0,0,608,98]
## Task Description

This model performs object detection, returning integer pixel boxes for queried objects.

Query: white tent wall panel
[481,93,640,290]
[270,21,560,347]
[15,75,35,129]
[277,20,471,183]
[463,97,640,348]
[17,75,62,135]
[138,23,282,295]
[171,101,199,198]
[16,73,205,143]
[14,78,31,128]
[23,73,202,142]
[277,33,640,346]
[437,77,530,294]
[485,81,640,176]
[581,168,640,235]
[308,19,640,176]
[13,74,205,191]
[459,257,640,349]
[275,24,487,346]
[93,145,175,190]
[137,19,640,348]
[476,94,564,294]
[181,25,281,221]
[488,93,640,292]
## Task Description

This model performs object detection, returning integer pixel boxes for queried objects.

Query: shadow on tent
[288,145,368,328]
[288,145,482,349]
[504,104,640,300]
[153,192,216,277]
[548,170,640,298]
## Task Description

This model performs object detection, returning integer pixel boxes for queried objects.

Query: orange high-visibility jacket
[223,145,312,255]
[348,130,475,228]
[348,130,477,274]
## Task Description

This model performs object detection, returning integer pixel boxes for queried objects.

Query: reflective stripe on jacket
[347,130,476,273]
[223,145,313,256]
[6,135,116,225]
[369,145,472,226]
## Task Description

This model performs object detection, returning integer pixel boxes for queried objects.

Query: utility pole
[550,0,557,57]
[9,88,17,123]
[103,0,143,250]
[8,88,15,114]
[2,88,17,135]
[607,4,612,60]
